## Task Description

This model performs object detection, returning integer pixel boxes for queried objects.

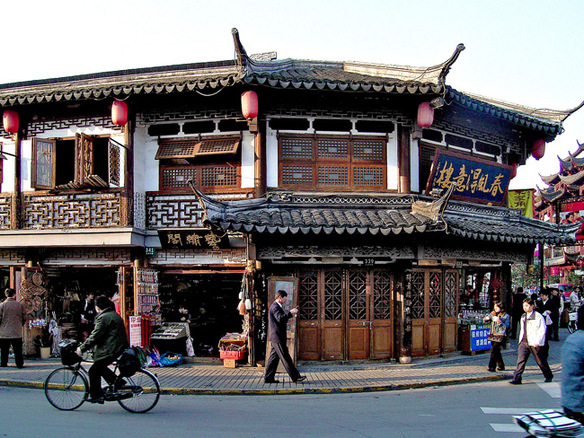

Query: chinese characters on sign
[158,230,230,250]
[507,189,534,218]
[470,324,492,351]
[426,151,512,205]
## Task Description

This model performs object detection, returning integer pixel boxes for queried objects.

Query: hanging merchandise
[237,271,250,315]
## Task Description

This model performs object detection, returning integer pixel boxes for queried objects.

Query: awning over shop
[190,186,580,245]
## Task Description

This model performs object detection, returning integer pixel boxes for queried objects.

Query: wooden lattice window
[444,271,458,318]
[348,271,367,320]
[156,137,240,160]
[298,270,318,321]
[279,134,386,190]
[201,165,238,188]
[373,271,392,320]
[161,166,197,190]
[428,271,442,318]
[324,271,343,320]
[32,135,121,190]
[410,271,425,319]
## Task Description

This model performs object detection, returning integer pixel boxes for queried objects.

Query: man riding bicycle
[76,295,128,404]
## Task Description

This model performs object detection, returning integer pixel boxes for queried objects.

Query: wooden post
[397,125,411,194]
[11,129,22,230]
[121,113,134,227]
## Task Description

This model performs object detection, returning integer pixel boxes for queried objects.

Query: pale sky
[3,0,583,190]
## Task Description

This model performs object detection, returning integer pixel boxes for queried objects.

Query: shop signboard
[426,150,513,205]
[470,323,491,351]
[158,230,230,250]
[129,316,143,347]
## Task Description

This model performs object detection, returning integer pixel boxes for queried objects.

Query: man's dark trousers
[264,341,301,382]
[512,342,553,382]
[0,338,23,368]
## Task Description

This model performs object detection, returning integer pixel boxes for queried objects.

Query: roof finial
[438,43,465,82]
[232,28,249,69]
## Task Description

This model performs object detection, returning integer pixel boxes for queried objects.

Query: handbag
[487,333,505,343]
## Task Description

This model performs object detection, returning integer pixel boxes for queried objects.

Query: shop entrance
[409,268,459,356]
[297,268,394,361]
[158,273,243,357]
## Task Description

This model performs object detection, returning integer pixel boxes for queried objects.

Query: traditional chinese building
[535,142,584,279]
[0,29,579,361]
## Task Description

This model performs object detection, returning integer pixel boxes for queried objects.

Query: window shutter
[108,139,121,187]
[32,138,56,189]
[75,133,94,183]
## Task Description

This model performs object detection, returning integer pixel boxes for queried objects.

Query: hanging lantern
[417,102,434,128]
[241,91,258,120]
[111,101,128,126]
[532,139,546,160]
[2,110,19,134]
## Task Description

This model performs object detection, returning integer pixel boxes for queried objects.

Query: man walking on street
[509,298,554,385]
[264,290,307,384]
[0,288,27,368]
[511,287,527,339]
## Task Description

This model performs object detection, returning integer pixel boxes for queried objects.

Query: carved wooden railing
[22,190,124,229]
[146,191,252,230]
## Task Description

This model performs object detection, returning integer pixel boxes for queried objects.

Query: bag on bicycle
[118,347,142,377]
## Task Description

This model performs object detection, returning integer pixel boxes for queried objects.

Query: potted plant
[34,329,52,359]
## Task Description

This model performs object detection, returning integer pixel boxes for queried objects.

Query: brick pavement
[0,332,566,395]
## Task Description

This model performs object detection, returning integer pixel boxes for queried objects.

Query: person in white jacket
[509,298,554,385]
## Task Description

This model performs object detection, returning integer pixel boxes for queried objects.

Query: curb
[1,374,509,396]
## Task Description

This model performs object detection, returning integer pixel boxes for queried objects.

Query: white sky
[2,0,583,190]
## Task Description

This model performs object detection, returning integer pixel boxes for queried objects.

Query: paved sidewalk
[0,332,566,395]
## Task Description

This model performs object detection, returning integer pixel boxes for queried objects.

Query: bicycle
[44,339,160,413]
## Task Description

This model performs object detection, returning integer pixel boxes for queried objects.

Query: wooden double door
[297,268,394,361]
[410,268,459,357]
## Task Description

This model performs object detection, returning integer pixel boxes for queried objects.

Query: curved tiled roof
[192,188,578,245]
[0,61,243,106]
[446,88,565,137]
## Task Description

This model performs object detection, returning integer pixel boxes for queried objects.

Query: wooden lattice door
[322,270,344,360]
[347,270,369,359]
[371,270,393,358]
[298,271,319,360]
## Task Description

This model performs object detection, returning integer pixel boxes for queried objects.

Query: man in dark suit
[264,290,307,384]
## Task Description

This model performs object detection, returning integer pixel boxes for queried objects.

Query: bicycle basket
[58,339,81,366]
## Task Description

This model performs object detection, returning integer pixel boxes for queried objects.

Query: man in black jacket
[264,290,306,384]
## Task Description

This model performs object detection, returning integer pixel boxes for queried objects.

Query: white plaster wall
[135,125,159,193]
[266,127,279,188]
[386,134,399,191]
[240,131,255,189]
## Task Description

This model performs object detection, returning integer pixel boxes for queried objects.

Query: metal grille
[324,271,343,320]
[353,166,383,186]
[444,271,458,318]
[201,166,238,187]
[317,138,348,160]
[428,271,442,318]
[298,271,318,321]
[318,166,348,186]
[373,270,392,320]
[411,271,425,319]
[161,167,197,189]
[353,139,384,161]
[282,165,314,185]
[281,138,313,160]
[348,271,367,320]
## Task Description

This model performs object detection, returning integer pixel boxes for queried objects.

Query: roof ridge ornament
[438,43,465,83]
[411,182,456,223]
[232,28,249,73]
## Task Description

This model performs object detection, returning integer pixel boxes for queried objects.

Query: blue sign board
[470,323,492,351]
[426,150,512,205]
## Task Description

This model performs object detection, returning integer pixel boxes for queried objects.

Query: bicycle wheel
[117,369,160,413]
[44,367,89,411]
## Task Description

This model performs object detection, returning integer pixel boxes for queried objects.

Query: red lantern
[241,91,258,120]
[111,101,128,126]
[509,162,518,179]
[417,102,434,128]
[2,110,19,134]
[532,139,546,160]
